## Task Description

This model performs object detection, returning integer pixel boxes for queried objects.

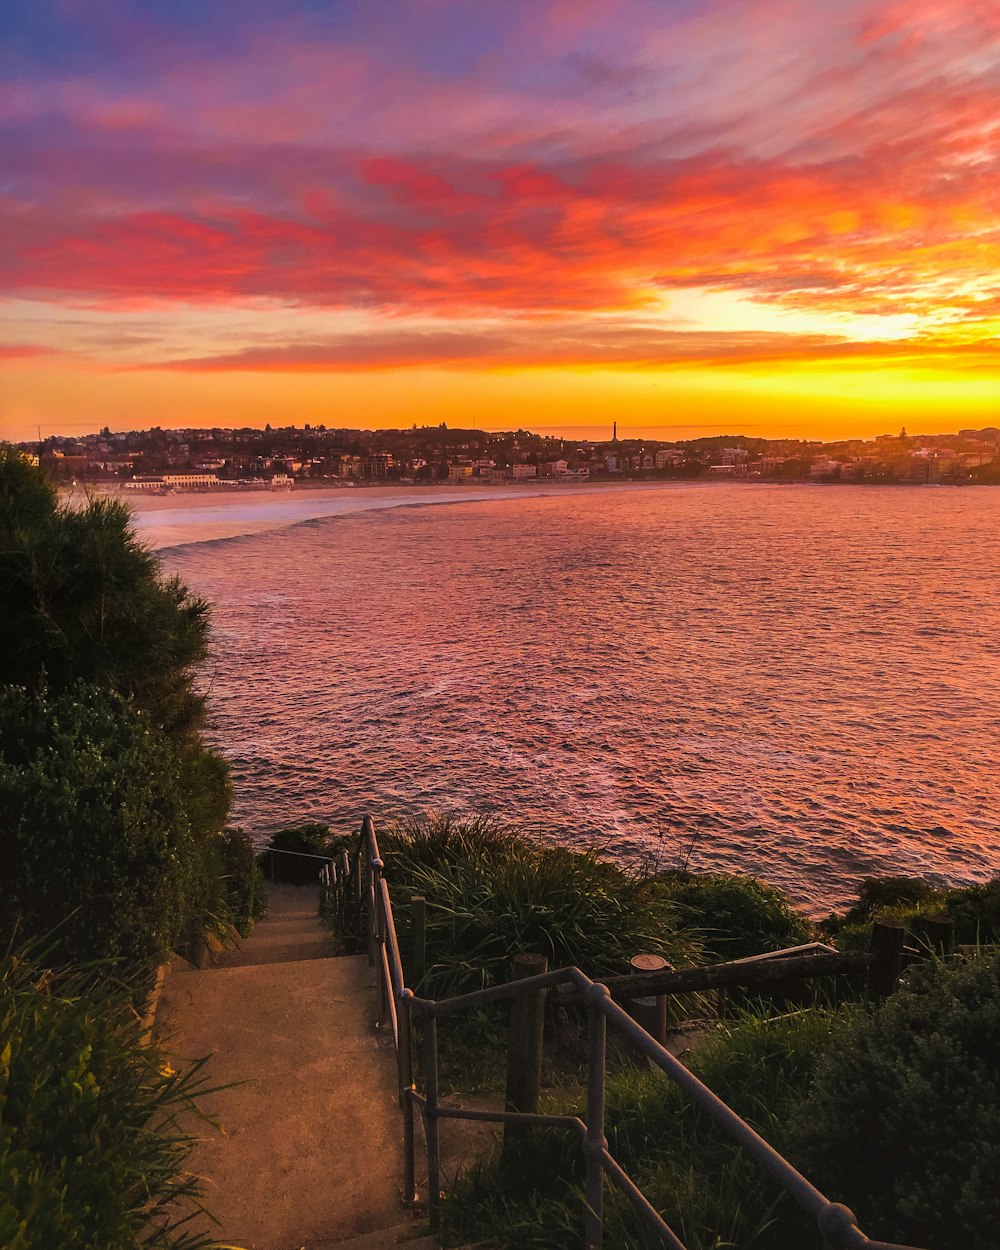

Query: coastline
[75,479,685,549]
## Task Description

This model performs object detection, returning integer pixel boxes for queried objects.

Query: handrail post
[424,1012,442,1229]
[504,952,548,1152]
[584,984,610,1250]
[399,990,418,1204]
[818,1201,861,1250]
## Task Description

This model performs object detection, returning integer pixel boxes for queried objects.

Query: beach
[87,480,664,549]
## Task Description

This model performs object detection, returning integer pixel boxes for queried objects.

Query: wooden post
[411,895,427,989]
[914,914,954,958]
[867,920,905,1001]
[626,953,671,1045]
[504,952,548,1149]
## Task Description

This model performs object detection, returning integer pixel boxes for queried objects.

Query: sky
[1,0,998,442]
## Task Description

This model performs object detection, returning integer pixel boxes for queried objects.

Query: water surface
[161,483,1000,912]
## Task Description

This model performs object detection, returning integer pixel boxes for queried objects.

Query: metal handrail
[333,815,927,1250]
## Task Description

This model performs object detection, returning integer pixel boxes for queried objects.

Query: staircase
[155,884,442,1250]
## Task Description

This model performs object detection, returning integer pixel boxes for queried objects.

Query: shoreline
[70,479,691,549]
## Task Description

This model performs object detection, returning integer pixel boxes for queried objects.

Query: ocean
[154,482,1000,913]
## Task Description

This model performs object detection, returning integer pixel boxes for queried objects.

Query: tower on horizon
[612,421,618,442]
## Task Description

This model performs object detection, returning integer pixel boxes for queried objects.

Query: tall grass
[442,1007,849,1250]
[382,815,702,998]
[0,947,221,1250]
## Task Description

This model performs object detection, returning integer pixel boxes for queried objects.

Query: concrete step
[212,936,341,967]
[247,915,325,933]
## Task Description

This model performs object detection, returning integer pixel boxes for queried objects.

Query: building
[655,449,683,469]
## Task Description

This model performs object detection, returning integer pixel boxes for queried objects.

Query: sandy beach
[77,481,670,549]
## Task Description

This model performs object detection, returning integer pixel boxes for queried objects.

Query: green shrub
[0,451,211,738]
[0,683,214,977]
[836,876,941,927]
[382,816,701,998]
[263,823,337,883]
[654,871,812,962]
[0,948,219,1249]
[218,827,267,936]
[944,876,1000,945]
[823,874,1000,952]
[788,952,1000,1250]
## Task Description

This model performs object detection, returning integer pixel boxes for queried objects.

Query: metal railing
[328,815,927,1250]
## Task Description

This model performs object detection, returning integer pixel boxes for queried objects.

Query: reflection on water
[162,483,1000,912]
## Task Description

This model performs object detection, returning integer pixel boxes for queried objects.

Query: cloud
[1,0,997,381]
[137,321,1000,373]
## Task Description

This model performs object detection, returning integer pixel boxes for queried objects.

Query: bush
[654,871,812,962]
[944,876,1000,945]
[0,451,211,738]
[0,452,232,975]
[382,816,701,998]
[823,874,1000,952]
[0,948,218,1249]
[263,823,338,884]
[218,827,267,936]
[836,876,940,927]
[0,683,214,977]
[788,952,1000,1250]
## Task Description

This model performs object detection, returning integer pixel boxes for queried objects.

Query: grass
[382,815,703,1000]
[0,945,223,1250]
[441,1007,849,1250]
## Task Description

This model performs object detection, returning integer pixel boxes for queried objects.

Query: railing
[330,815,926,1250]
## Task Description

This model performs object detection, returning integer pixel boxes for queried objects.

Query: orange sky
[2,0,998,442]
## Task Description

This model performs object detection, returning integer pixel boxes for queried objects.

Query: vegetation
[823,873,1000,951]
[790,951,1000,1250]
[0,448,211,738]
[0,453,241,1245]
[0,683,213,976]
[0,948,219,1250]
[215,827,268,937]
[445,954,1000,1249]
[380,815,702,1000]
[443,1008,846,1250]
[263,822,353,884]
[0,452,241,974]
[653,871,812,963]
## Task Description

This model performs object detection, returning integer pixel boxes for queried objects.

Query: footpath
[155,883,438,1250]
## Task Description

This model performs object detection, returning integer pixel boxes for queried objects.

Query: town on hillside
[16,421,1000,490]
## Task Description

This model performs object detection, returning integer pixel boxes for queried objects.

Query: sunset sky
[2,0,998,442]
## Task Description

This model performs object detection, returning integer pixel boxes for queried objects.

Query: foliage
[266,823,333,857]
[835,876,940,927]
[0,947,220,1250]
[216,827,267,937]
[0,451,211,739]
[443,1009,847,1250]
[824,873,1000,950]
[0,683,214,976]
[382,815,702,999]
[944,876,1000,945]
[605,1010,848,1249]
[789,952,1000,1250]
[653,871,812,962]
[263,823,342,884]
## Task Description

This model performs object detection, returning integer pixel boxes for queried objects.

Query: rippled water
[161,483,1000,912]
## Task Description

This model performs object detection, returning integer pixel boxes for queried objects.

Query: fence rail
[322,815,927,1250]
